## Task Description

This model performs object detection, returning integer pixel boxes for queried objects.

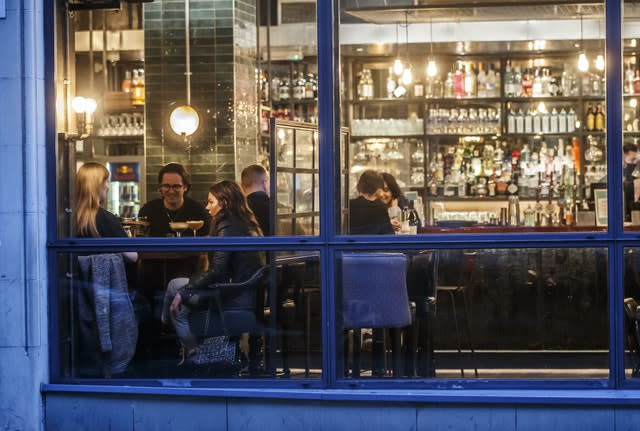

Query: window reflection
[338,248,608,379]
[56,249,322,380]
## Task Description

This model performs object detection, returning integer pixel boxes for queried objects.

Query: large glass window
[339,2,607,235]
[336,247,608,379]
[55,248,322,380]
[52,1,321,383]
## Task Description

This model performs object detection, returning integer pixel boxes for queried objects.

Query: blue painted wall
[44,393,640,431]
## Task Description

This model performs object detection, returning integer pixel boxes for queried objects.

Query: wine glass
[169,221,189,238]
[186,220,205,237]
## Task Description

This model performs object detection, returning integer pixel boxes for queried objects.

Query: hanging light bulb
[427,60,437,77]
[578,52,589,72]
[401,66,413,85]
[426,20,437,77]
[595,54,605,71]
[577,14,589,72]
[393,58,405,76]
[393,22,404,76]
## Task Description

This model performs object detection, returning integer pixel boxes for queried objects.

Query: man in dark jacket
[241,164,270,235]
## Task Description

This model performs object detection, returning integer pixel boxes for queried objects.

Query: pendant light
[393,22,404,76]
[170,0,200,141]
[401,12,413,85]
[426,20,437,77]
[577,14,589,73]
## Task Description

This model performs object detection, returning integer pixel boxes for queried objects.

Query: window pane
[624,247,640,379]
[623,2,640,230]
[54,249,322,380]
[336,248,608,379]
[54,2,318,238]
[339,2,607,234]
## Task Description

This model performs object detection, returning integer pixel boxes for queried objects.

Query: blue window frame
[42,0,640,394]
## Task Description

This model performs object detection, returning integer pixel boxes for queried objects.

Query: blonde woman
[74,162,137,262]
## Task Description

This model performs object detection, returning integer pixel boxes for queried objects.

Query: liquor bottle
[131,69,145,106]
[595,103,605,131]
[558,108,568,133]
[292,71,305,100]
[406,200,422,230]
[571,136,582,174]
[513,66,522,96]
[532,68,542,97]
[567,108,577,132]
[549,108,559,133]
[541,68,551,96]
[444,72,454,98]
[521,68,533,96]
[504,62,516,97]
[121,70,132,93]
[586,104,595,131]
[464,63,477,98]
[305,73,316,99]
[486,63,498,97]
[476,62,487,98]
[271,75,281,102]
[626,62,636,95]
[279,77,291,101]
[454,63,465,99]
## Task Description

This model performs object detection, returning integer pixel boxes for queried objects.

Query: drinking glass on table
[186,220,205,237]
[388,206,402,232]
[169,221,189,238]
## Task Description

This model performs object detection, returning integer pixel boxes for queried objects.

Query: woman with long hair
[74,162,137,262]
[162,180,265,361]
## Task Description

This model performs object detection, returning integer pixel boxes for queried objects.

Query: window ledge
[41,384,640,405]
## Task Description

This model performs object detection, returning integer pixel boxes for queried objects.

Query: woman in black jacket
[162,180,265,359]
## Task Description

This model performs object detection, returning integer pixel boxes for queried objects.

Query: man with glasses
[137,163,211,343]
[139,163,210,237]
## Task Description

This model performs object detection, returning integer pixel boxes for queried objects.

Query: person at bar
[138,163,210,237]
[241,164,270,235]
[623,142,640,223]
[162,180,265,364]
[349,169,394,235]
[380,172,409,210]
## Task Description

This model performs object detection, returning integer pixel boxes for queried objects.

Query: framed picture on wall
[594,189,608,227]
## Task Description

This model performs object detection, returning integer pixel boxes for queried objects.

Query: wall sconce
[169,104,200,141]
[170,0,200,143]
[71,96,97,137]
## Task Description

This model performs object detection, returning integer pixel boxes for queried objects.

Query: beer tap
[535,172,543,227]
[558,166,567,225]
[571,168,579,225]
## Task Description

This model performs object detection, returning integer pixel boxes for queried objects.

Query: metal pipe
[185,0,191,105]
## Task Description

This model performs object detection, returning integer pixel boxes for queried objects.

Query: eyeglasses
[160,184,185,191]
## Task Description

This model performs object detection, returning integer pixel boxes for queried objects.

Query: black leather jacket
[180,215,265,308]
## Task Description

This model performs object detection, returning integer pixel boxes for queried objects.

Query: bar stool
[436,251,479,378]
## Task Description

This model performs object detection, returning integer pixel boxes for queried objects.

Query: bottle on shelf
[464,63,477,98]
[293,71,306,100]
[521,68,533,97]
[121,70,132,93]
[504,62,516,97]
[477,62,487,98]
[594,103,605,131]
[585,104,595,131]
[131,69,145,106]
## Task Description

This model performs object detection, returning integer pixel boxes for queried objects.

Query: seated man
[139,163,210,237]
[349,170,394,235]
[241,164,270,236]
[137,163,210,301]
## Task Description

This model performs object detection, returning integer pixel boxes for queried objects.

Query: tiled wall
[144,0,258,203]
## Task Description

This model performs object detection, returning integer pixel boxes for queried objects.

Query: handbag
[191,335,237,367]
